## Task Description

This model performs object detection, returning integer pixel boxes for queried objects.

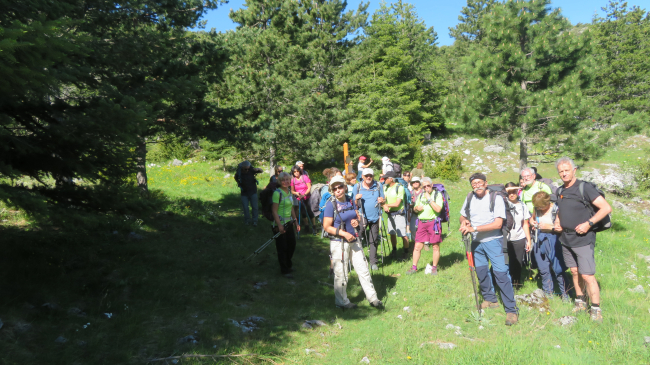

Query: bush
[148,136,195,162]
[421,150,463,181]
[635,151,650,191]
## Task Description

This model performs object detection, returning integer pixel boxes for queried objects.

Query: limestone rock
[484,145,504,153]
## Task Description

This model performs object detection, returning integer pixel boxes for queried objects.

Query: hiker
[357,156,373,181]
[530,191,567,299]
[555,157,612,322]
[411,162,425,179]
[383,171,410,260]
[408,177,423,237]
[381,156,394,175]
[408,177,443,275]
[269,165,283,184]
[345,173,357,200]
[295,161,309,176]
[291,165,316,234]
[323,176,383,309]
[402,171,411,185]
[459,173,518,326]
[234,160,263,226]
[521,167,552,214]
[271,172,300,278]
[352,168,386,270]
[504,182,532,290]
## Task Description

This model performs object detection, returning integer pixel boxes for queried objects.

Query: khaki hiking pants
[330,238,378,306]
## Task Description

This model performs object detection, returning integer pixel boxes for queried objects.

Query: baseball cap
[359,156,366,161]
[384,171,398,179]
[329,175,346,188]
[295,161,304,165]
[411,176,421,183]
[469,172,487,183]
[362,168,374,176]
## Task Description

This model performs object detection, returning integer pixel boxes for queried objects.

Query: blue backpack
[394,178,412,209]
[318,190,332,223]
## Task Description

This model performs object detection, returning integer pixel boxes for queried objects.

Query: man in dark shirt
[234,160,263,226]
[555,157,612,323]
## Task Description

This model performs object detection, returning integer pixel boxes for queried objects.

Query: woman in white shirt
[505,182,531,290]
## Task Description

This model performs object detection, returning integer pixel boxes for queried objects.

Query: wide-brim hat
[411,176,421,183]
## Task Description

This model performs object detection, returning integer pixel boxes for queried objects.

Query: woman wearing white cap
[323,176,383,310]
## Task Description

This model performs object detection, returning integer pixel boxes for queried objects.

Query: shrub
[421,150,463,181]
[635,151,650,191]
[148,135,195,162]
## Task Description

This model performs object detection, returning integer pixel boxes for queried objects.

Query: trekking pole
[297,199,302,238]
[463,233,482,319]
[243,220,293,262]
[358,204,372,268]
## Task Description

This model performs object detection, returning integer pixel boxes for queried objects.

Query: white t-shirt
[507,200,530,241]
[358,161,365,172]
[460,192,506,243]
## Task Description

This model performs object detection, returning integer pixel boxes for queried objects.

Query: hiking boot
[370,300,384,309]
[431,266,438,276]
[336,302,358,309]
[572,299,588,313]
[406,267,417,275]
[390,250,397,260]
[505,312,519,326]
[370,264,378,271]
[561,294,571,303]
[589,307,603,323]
[480,301,500,310]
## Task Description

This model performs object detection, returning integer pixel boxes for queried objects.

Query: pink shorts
[415,220,442,244]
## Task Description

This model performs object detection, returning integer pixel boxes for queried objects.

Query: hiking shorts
[386,213,407,237]
[415,220,442,244]
[561,243,596,275]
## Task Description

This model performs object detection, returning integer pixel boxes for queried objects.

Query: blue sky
[195,0,650,46]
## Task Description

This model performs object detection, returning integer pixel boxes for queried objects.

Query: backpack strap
[464,192,474,220]
[489,190,496,213]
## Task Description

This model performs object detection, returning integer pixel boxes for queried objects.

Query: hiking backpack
[391,162,402,175]
[394,178,412,208]
[309,183,325,216]
[464,184,514,254]
[556,181,612,233]
[536,178,559,202]
[318,189,332,223]
[320,195,355,238]
[432,184,451,232]
[260,182,283,221]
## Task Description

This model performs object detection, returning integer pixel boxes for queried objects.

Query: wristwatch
[588,220,594,227]
[471,225,476,232]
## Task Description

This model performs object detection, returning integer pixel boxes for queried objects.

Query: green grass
[1,154,650,364]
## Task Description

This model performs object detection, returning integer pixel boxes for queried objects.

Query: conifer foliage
[445,0,595,168]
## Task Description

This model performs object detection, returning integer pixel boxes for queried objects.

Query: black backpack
[260,182,283,221]
[556,181,612,233]
[464,184,514,255]
[391,162,402,175]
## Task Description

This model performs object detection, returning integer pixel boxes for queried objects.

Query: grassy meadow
[1,140,650,364]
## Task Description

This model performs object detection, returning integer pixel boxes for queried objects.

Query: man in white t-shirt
[459,173,518,326]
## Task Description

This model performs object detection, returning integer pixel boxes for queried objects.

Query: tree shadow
[0,190,381,364]
[437,252,466,270]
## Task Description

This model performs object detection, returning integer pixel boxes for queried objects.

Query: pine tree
[220,0,368,172]
[445,0,595,168]
[449,0,498,43]
[342,0,446,163]
[589,1,650,126]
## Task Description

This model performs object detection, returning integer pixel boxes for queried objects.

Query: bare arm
[323,216,354,242]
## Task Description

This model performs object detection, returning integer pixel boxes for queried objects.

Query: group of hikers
[234,155,612,326]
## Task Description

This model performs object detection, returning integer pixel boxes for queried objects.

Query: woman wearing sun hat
[323,175,383,310]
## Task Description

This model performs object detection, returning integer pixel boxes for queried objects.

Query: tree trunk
[519,139,528,171]
[222,156,226,172]
[269,145,276,176]
[136,136,149,197]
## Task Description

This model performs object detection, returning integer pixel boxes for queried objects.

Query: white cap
[295,161,304,165]
[381,156,390,162]
[329,175,346,188]
[362,168,374,176]
[411,176,421,183]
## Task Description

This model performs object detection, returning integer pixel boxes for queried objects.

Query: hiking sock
[577,295,587,302]
[591,303,600,308]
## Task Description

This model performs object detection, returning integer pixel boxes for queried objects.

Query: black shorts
[561,243,596,275]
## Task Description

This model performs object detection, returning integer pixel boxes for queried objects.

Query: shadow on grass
[0,190,387,364]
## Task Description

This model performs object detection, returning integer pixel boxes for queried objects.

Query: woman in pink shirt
[291,165,316,233]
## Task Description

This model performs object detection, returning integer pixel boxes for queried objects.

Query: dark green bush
[636,151,650,191]
[421,150,463,181]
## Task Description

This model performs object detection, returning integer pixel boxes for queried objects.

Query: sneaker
[370,300,384,309]
[572,299,588,313]
[589,307,603,323]
[336,302,358,309]
[371,264,379,271]
[480,301,500,310]
[505,312,519,326]
[431,266,438,276]
[406,267,417,275]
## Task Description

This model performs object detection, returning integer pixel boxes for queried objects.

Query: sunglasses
[332,185,346,191]
[422,185,432,188]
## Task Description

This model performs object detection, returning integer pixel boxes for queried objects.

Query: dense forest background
[1,0,649,214]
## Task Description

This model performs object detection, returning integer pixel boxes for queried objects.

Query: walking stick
[357,203,373,268]
[297,199,302,238]
[243,220,293,261]
[463,233,482,318]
